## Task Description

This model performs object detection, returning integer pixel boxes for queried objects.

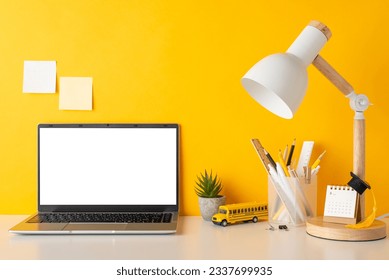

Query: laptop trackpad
[64,224,127,230]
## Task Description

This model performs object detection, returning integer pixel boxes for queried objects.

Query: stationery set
[252,139,323,226]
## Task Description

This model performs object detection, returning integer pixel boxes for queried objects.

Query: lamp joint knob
[347,92,370,113]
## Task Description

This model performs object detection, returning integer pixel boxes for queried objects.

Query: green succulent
[194,170,223,198]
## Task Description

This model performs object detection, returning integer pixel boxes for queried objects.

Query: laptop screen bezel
[37,123,179,213]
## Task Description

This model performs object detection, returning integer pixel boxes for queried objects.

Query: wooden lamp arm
[312,55,354,96]
[312,54,368,178]
[312,53,369,221]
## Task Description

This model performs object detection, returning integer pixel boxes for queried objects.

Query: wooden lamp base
[306,216,387,241]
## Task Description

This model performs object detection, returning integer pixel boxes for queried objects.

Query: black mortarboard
[347,172,371,195]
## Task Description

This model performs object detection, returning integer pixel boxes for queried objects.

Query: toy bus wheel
[252,216,258,223]
[221,220,228,227]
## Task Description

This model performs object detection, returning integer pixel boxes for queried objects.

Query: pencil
[311,150,326,169]
[286,138,296,166]
[278,149,290,176]
[264,149,277,169]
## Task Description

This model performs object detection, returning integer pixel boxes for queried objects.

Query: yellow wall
[1,0,389,216]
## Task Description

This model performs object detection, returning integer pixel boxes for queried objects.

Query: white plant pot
[198,196,226,221]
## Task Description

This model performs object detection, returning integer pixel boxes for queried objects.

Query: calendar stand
[306,217,386,241]
[322,184,360,224]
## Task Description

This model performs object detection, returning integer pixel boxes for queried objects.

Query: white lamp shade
[241,53,308,119]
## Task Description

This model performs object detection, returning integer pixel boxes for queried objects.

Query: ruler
[251,139,271,173]
[296,141,314,177]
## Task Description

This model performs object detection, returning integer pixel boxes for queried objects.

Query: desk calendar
[323,185,358,224]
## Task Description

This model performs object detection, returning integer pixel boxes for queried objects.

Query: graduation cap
[347,172,371,195]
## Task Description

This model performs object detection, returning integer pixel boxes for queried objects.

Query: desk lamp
[241,21,386,241]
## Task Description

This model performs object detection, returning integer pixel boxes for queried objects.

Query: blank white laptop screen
[39,126,177,206]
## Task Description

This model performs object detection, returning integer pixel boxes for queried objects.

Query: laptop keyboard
[27,212,173,224]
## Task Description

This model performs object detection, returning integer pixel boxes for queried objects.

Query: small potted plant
[194,170,226,221]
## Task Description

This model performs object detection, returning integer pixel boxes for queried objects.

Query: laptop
[9,123,179,234]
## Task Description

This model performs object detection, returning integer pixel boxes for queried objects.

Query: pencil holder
[268,175,317,226]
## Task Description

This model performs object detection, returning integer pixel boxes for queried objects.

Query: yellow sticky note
[59,77,93,110]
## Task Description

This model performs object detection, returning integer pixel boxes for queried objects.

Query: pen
[311,150,326,169]
[268,164,292,221]
[291,176,313,217]
[311,165,320,175]
[276,163,305,223]
[268,164,280,184]
[286,138,296,166]
[264,149,277,169]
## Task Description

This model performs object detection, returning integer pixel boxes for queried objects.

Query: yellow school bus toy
[212,202,268,227]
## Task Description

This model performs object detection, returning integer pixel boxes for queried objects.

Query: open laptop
[9,123,179,234]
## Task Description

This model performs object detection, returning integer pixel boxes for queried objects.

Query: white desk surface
[1,215,389,260]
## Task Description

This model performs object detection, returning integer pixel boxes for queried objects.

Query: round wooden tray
[306,216,387,241]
